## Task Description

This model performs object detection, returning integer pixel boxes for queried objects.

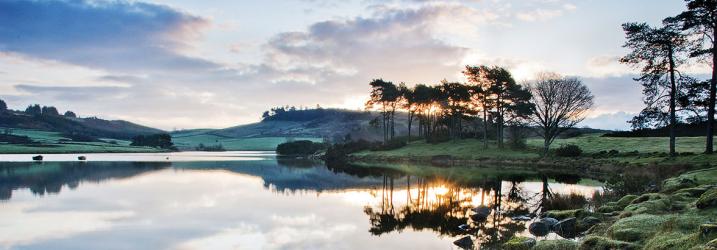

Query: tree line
[364,66,594,155]
[621,0,717,155]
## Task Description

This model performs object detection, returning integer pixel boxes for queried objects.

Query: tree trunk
[482,108,488,149]
[668,46,677,157]
[407,111,412,143]
[707,29,716,154]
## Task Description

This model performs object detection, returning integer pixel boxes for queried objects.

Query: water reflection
[0,154,601,250]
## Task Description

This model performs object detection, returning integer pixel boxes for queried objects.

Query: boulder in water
[540,217,559,229]
[453,236,473,249]
[529,221,550,236]
[32,155,43,161]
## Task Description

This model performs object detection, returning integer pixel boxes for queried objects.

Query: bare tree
[528,73,594,155]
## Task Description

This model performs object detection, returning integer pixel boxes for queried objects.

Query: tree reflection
[363,175,532,248]
[0,161,169,200]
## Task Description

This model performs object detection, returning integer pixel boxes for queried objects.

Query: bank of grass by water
[351,161,605,186]
[352,134,717,168]
[0,128,165,154]
[171,132,322,151]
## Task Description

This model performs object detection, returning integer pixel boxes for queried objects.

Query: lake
[0,152,602,249]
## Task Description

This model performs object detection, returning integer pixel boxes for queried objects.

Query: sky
[0,0,702,130]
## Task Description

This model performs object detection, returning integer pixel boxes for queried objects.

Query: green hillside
[0,128,163,154]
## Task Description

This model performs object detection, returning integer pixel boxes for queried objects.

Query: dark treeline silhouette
[0,161,170,200]
[261,106,370,122]
[130,134,175,150]
[622,0,717,154]
[363,66,593,154]
[276,140,327,156]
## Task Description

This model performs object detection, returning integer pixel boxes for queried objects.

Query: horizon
[0,0,702,130]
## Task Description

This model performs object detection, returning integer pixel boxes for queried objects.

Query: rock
[529,221,550,237]
[554,217,577,238]
[32,155,43,161]
[579,236,641,250]
[471,206,491,222]
[578,216,601,232]
[511,215,532,221]
[503,236,536,250]
[458,224,470,231]
[534,239,578,250]
[453,236,473,249]
[616,195,639,208]
[78,156,86,161]
[707,238,717,250]
[697,188,717,209]
[597,205,619,213]
[540,217,559,229]
[543,209,584,220]
[701,223,717,239]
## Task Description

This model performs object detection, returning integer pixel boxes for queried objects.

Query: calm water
[0,152,601,250]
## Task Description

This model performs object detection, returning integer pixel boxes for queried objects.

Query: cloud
[581,111,634,130]
[14,84,130,101]
[263,4,484,86]
[0,0,215,72]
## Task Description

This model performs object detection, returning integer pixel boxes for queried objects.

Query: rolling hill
[0,110,164,140]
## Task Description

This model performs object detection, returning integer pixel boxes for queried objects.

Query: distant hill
[212,108,410,141]
[0,110,164,140]
[169,108,409,150]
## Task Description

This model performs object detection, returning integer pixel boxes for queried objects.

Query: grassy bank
[352,134,717,167]
[170,131,322,151]
[0,128,164,154]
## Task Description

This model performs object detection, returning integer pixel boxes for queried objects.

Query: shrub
[276,140,326,156]
[543,192,589,211]
[555,144,583,157]
[0,134,33,144]
[508,125,529,149]
[131,133,175,150]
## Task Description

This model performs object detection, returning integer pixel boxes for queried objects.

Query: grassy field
[354,134,717,166]
[529,133,711,154]
[171,132,322,151]
[0,128,163,154]
[352,139,538,159]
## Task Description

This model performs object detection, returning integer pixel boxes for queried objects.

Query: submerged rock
[453,236,473,249]
[458,224,470,232]
[503,236,536,250]
[554,217,577,238]
[511,215,532,221]
[471,206,491,222]
[529,221,550,236]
